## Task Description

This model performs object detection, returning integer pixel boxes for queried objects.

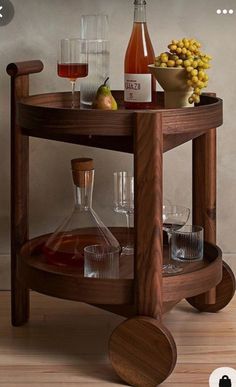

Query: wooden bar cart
[7,61,236,387]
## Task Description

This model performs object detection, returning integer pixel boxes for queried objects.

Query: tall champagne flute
[162,204,190,274]
[114,172,134,255]
[58,39,88,108]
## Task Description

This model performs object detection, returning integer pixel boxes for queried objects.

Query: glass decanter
[43,158,120,267]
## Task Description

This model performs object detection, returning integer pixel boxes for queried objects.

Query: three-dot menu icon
[0,0,14,26]
[216,9,234,15]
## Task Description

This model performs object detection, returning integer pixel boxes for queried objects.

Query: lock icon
[219,375,232,387]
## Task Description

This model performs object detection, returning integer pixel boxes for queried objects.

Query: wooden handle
[6,60,44,77]
[9,61,32,325]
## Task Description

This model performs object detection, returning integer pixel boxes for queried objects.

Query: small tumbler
[171,225,204,262]
[84,244,119,279]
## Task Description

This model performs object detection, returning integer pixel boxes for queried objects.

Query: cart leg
[109,113,177,386]
[134,112,164,320]
[187,128,236,311]
[10,75,30,326]
[189,129,217,306]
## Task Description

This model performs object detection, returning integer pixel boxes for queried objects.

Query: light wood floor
[0,292,235,386]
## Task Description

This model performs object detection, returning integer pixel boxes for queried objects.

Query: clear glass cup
[84,244,119,279]
[171,225,204,262]
[80,14,110,108]
[114,172,134,255]
[162,204,190,274]
[81,14,109,40]
[80,39,110,107]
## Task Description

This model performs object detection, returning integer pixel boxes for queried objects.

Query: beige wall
[0,0,235,287]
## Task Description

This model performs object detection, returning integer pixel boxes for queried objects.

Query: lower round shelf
[19,228,222,305]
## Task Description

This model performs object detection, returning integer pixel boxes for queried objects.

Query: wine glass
[58,38,88,108]
[162,204,190,274]
[113,172,134,255]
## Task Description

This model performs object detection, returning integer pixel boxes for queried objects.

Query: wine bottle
[124,0,156,109]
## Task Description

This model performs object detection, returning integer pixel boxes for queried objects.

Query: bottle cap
[71,158,94,186]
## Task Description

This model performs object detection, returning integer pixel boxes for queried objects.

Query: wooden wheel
[186,261,235,312]
[109,316,177,387]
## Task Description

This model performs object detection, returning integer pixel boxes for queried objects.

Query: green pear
[92,78,118,110]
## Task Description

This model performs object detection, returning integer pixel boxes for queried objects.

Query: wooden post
[134,112,163,320]
[7,61,44,326]
[192,128,217,304]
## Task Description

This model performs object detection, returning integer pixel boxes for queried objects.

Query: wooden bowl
[148,65,192,108]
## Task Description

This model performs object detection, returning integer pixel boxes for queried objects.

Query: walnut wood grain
[9,62,226,304]
[7,61,44,326]
[187,261,236,312]
[20,127,212,154]
[163,131,206,152]
[10,75,30,326]
[16,91,223,155]
[161,99,222,135]
[18,230,222,305]
[8,61,227,386]
[109,316,177,387]
[6,60,44,77]
[94,300,181,317]
[19,232,133,306]
[134,112,163,320]
[163,244,222,302]
[193,129,217,242]
[192,127,217,305]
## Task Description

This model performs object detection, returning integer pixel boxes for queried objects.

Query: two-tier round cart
[7,60,236,386]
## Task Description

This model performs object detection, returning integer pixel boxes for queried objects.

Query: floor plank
[0,291,235,386]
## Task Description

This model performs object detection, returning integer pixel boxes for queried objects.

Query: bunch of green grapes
[154,38,212,104]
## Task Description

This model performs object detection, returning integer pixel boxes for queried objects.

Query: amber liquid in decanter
[43,158,120,268]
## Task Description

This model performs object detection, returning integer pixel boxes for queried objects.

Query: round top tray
[17,91,222,139]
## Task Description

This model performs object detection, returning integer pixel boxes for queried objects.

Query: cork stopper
[71,158,94,187]
[71,158,94,172]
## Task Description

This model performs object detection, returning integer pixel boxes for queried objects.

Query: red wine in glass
[58,39,88,108]
[58,63,88,80]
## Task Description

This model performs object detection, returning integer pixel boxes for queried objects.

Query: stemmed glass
[58,38,88,108]
[162,204,190,274]
[114,172,134,255]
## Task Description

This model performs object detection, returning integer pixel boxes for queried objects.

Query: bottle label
[124,73,152,102]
